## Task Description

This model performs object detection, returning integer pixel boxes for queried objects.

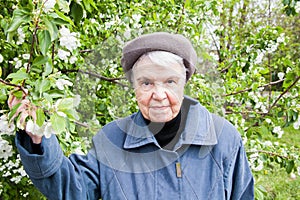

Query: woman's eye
[140,81,153,90]
[143,81,150,85]
[167,80,176,84]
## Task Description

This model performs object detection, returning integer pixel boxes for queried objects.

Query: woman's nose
[152,84,167,100]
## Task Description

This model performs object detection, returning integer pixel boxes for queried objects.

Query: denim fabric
[16,96,254,200]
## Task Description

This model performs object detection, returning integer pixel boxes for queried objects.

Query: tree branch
[247,150,290,159]
[223,79,284,96]
[61,69,128,87]
[0,78,27,94]
[268,76,300,112]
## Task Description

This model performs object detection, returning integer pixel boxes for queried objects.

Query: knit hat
[121,32,197,81]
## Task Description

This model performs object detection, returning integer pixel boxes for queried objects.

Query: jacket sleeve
[15,132,101,200]
[225,139,254,200]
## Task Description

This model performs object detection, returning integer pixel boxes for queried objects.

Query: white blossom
[246,45,252,53]
[0,139,13,160]
[254,50,264,64]
[69,55,77,64]
[290,173,297,180]
[43,0,56,13]
[56,78,73,90]
[0,54,3,63]
[105,21,115,29]
[295,1,300,13]
[43,122,56,138]
[254,101,262,109]
[216,3,223,13]
[0,115,15,135]
[15,59,22,69]
[59,26,81,51]
[26,119,43,136]
[293,117,300,129]
[16,28,25,45]
[57,49,70,62]
[252,159,264,171]
[277,33,285,43]
[124,30,131,39]
[132,14,142,22]
[261,105,268,113]
[249,153,264,171]
[265,118,272,124]
[266,42,278,53]
[90,18,96,23]
[273,126,284,138]
[278,72,285,80]
[22,54,30,60]
[73,141,85,155]
[264,141,273,146]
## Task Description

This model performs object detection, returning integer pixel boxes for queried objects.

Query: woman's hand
[8,89,43,144]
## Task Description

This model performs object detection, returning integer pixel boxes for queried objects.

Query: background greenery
[0,0,299,199]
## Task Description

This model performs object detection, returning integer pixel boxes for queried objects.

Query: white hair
[131,51,186,83]
[134,51,185,69]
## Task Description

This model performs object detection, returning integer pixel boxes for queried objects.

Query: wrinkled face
[132,56,186,122]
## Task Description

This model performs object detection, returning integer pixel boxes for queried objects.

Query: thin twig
[223,79,284,96]
[78,69,128,87]
[22,3,42,87]
[268,76,300,112]
[74,121,89,128]
[79,49,94,53]
[0,78,27,94]
[247,150,290,159]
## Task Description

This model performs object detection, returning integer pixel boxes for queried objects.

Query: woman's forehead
[133,56,185,76]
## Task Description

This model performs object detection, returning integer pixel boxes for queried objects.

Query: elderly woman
[16,32,254,200]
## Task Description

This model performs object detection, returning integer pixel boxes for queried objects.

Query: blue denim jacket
[16,96,254,200]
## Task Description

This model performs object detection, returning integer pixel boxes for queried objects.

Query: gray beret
[121,32,197,81]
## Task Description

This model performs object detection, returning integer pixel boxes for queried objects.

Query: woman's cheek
[135,91,151,119]
[166,89,182,105]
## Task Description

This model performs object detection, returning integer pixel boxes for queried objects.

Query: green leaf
[36,108,46,127]
[70,2,84,25]
[43,61,53,77]
[50,113,66,134]
[259,68,269,75]
[32,55,49,66]
[44,18,58,41]
[8,103,21,121]
[43,93,53,102]
[54,9,75,26]
[184,0,191,8]
[7,68,28,82]
[259,126,269,135]
[82,0,98,13]
[38,30,51,55]
[39,79,51,94]
[251,82,259,91]
[57,0,70,13]
[6,9,31,32]
[285,160,294,174]
[57,98,74,111]
[63,109,79,120]
[0,93,7,102]
[13,90,24,99]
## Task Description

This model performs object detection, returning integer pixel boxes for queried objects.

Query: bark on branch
[223,79,285,97]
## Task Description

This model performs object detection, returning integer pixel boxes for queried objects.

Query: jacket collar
[123,96,218,150]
